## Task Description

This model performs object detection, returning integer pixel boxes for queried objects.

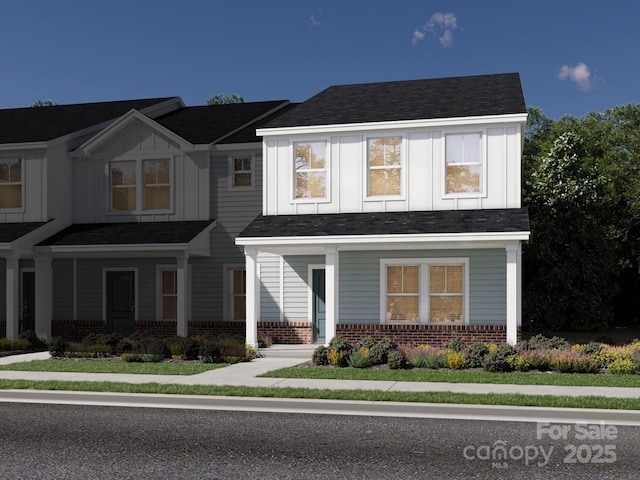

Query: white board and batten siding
[263,123,523,216]
[72,120,210,223]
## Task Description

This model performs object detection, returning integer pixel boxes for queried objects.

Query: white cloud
[310,14,321,27]
[412,12,458,48]
[558,63,593,91]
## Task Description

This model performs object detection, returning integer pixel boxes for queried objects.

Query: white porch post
[505,243,520,346]
[176,253,190,337]
[5,255,19,340]
[245,248,259,348]
[34,255,53,339]
[324,247,338,346]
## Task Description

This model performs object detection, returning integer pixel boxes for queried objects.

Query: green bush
[549,351,598,373]
[329,336,353,355]
[387,350,406,370]
[359,336,377,350]
[176,337,200,361]
[348,348,371,368]
[18,330,48,349]
[142,338,171,359]
[48,337,69,358]
[116,337,141,355]
[312,346,329,366]
[464,343,489,368]
[483,344,516,372]
[405,347,447,369]
[0,338,31,352]
[608,358,635,374]
[445,338,465,352]
[199,343,221,363]
[141,353,164,363]
[121,352,143,363]
[369,338,397,365]
[217,337,247,363]
[258,335,274,348]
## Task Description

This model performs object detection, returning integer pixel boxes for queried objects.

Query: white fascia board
[34,243,190,257]
[256,113,528,137]
[212,142,261,151]
[0,142,48,152]
[236,230,531,248]
[71,109,195,158]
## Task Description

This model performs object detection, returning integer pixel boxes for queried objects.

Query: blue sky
[1,1,637,119]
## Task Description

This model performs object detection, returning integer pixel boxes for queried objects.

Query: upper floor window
[144,159,170,210]
[445,133,482,195]
[0,158,22,209]
[230,155,254,189]
[368,137,402,196]
[110,158,171,212]
[294,141,326,200]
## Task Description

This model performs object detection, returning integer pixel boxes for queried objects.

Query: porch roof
[35,220,216,257]
[0,222,48,244]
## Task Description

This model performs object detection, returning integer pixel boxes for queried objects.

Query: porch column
[245,248,259,348]
[34,255,53,339]
[5,255,19,340]
[324,247,338,346]
[505,243,520,345]
[176,253,189,337]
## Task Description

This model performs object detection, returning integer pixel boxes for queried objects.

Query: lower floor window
[161,270,177,320]
[382,259,467,324]
[229,268,246,321]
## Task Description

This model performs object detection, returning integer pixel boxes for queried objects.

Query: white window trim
[379,258,469,325]
[307,263,325,325]
[155,265,177,321]
[102,267,139,322]
[364,135,407,201]
[290,140,331,204]
[228,154,256,191]
[441,131,487,199]
[0,156,25,212]
[223,264,248,321]
[106,155,174,215]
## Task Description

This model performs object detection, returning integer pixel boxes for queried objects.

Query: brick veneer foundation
[257,321,313,344]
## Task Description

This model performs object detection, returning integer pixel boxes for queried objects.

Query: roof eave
[257,113,528,137]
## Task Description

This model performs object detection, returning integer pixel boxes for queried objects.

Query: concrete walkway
[1,345,640,399]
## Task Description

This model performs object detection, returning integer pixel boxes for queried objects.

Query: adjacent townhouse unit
[237,73,530,347]
[0,96,293,341]
[1,72,529,347]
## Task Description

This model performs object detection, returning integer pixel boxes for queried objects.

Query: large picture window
[0,158,22,209]
[445,133,482,194]
[294,142,326,199]
[368,137,402,196]
[382,259,467,324]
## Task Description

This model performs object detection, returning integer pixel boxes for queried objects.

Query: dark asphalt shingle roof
[219,103,300,144]
[155,101,290,144]
[263,73,526,128]
[0,222,48,243]
[238,208,529,238]
[0,98,177,144]
[39,221,215,246]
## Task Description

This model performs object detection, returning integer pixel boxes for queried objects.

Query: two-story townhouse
[237,73,530,347]
[1,97,293,341]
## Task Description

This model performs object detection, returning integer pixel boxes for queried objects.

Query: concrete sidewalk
[1,346,640,399]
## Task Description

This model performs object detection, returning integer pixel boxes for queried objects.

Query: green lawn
[0,359,227,375]
[260,366,640,388]
[1,379,639,410]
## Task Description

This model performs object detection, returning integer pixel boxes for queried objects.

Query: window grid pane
[0,185,21,208]
[111,162,136,211]
[294,142,326,199]
[386,265,419,323]
[0,159,22,209]
[429,265,464,323]
[231,269,246,320]
[143,159,170,210]
[445,133,481,194]
[368,137,401,196]
[233,157,252,187]
[161,270,177,321]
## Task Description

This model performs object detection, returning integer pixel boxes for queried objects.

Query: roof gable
[263,73,526,129]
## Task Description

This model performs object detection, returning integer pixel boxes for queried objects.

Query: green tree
[31,99,58,107]
[206,93,244,105]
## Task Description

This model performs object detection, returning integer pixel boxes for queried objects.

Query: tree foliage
[31,99,58,107]
[206,93,244,105]
[523,104,640,331]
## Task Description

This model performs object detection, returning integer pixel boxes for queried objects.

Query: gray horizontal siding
[283,255,323,323]
[52,259,73,320]
[0,258,5,322]
[259,253,280,322]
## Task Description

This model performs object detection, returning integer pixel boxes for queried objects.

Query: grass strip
[260,366,640,388]
[0,360,226,376]
[0,379,639,410]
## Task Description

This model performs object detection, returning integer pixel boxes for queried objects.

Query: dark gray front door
[106,271,135,336]
[312,269,326,343]
[21,272,35,333]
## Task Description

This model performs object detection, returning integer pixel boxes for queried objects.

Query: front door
[21,272,35,333]
[312,269,326,343]
[106,271,135,336]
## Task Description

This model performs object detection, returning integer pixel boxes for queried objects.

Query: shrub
[18,330,48,349]
[447,351,466,369]
[244,344,258,361]
[121,353,143,363]
[329,336,352,355]
[116,337,141,355]
[0,338,31,352]
[348,348,371,368]
[608,358,635,375]
[199,343,221,363]
[595,345,632,369]
[549,350,598,373]
[83,333,124,350]
[359,336,377,350]
[177,337,200,361]
[141,353,164,363]
[258,335,274,348]
[522,334,570,351]
[464,343,489,368]
[387,350,406,370]
[521,350,551,371]
[445,338,465,352]
[327,349,345,367]
[484,344,516,372]
[369,338,397,365]
[508,353,531,372]
[581,342,604,357]
[142,338,171,359]
[49,337,69,358]
[217,337,247,363]
[404,346,447,369]
[312,346,329,366]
